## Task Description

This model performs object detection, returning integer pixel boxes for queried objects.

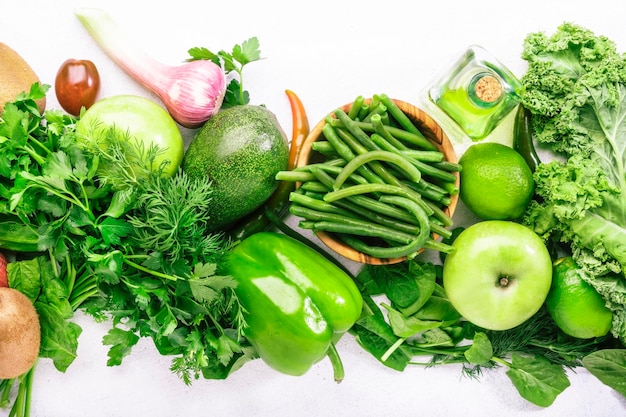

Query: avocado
[183,105,289,231]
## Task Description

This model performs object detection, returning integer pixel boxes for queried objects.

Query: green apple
[75,95,184,178]
[442,220,552,331]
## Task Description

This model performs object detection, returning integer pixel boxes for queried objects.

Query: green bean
[377,93,424,138]
[289,192,353,216]
[311,167,408,224]
[423,239,455,254]
[348,194,424,223]
[370,113,407,149]
[326,118,437,151]
[303,191,326,200]
[432,160,463,172]
[334,195,431,259]
[322,124,384,185]
[311,140,338,157]
[290,202,418,244]
[300,181,330,193]
[330,198,423,236]
[297,163,369,186]
[368,95,380,112]
[333,150,422,190]
[380,194,430,246]
[334,128,413,187]
[288,94,461,259]
[311,166,432,219]
[334,109,380,151]
[306,220,416,245]
[275,171,315,182]
[402,179,448,203]
[324,183,423,206]
[322,123,355,160]
[413,158,458,183]
[423,199,453,227]
[370,132,444,164]
[294,159,346,172]
[428,222,452,239]
[298,220,316,229]
[362,103,387,123]
[347,95,364,119]
[430,177,460,196]
[371,117,444,162]
[401,149,444,163]
[335,126,373,153]
[357,103,369,121]
[309,166,338,189]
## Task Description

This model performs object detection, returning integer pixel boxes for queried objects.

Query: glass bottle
[428,45,523,141]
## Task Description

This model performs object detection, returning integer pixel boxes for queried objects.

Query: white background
[2,1,626,416]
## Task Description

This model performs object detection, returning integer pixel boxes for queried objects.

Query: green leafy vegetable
[187,37,263,108]
[0,84,250,416]
[504,353,571,407]
[354,259,624,407]
[582,349,626,397]
[520,22,626,342]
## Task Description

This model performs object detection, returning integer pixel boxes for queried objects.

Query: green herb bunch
[0,84,252,417]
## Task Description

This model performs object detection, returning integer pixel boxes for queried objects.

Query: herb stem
[20,145,46,166]
[63,255,77,296]
[381,337,407,362]
[122,258,183,281]
[70,288,99,311]
[490,356,511,368]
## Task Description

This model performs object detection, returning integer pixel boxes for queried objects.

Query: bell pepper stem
[327,343,345,383]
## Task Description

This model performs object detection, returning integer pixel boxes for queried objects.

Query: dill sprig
[126,170,227,263]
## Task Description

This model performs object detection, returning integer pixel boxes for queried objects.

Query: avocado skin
[183,105,289,231]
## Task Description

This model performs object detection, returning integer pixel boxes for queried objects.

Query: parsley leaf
[187,37,263,107]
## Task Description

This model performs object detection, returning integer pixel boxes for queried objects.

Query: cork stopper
[473,74,502,103]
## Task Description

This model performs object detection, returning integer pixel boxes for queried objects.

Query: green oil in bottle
[429,46,522,141]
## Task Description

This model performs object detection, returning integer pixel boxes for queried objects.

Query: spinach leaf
[360,260,437,316]
[505,353,570,407]
[464,332,493,365]
[384,304,443,338]
[582,349,626,397]
[350,310,412,371]
[35,302,83,372]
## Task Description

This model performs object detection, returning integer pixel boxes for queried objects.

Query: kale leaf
[520,22,626,342]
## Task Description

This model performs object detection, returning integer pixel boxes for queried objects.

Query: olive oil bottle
[428,45,523,141]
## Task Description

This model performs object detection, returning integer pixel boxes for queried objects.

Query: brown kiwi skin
[0,43,46,113]
[0,287,41,379]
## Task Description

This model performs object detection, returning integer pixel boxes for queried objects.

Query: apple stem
[499,276,510,287]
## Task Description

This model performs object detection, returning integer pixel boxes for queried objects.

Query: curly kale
[520,22,626,342]
[522,23,626,341]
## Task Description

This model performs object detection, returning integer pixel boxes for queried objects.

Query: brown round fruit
[0,288,41,379]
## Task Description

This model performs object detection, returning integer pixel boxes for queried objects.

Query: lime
[546,257,613,339]
[458,142,534,220]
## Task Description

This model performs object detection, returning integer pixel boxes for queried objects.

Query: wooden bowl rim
[295,98,459,265]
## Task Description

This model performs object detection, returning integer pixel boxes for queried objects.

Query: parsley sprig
[0,84,253,416]
[187,37,262,107]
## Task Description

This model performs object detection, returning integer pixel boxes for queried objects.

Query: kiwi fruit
[0,43,46,113]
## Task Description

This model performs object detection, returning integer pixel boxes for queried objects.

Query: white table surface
[2,1,626,416]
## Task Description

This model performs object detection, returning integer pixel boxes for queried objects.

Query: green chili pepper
[226,231,363,381]
[513,105,541,172]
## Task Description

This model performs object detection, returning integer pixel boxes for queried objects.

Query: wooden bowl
[295,98,460,265]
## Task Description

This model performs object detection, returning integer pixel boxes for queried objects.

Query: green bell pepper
[227,231,363,381]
